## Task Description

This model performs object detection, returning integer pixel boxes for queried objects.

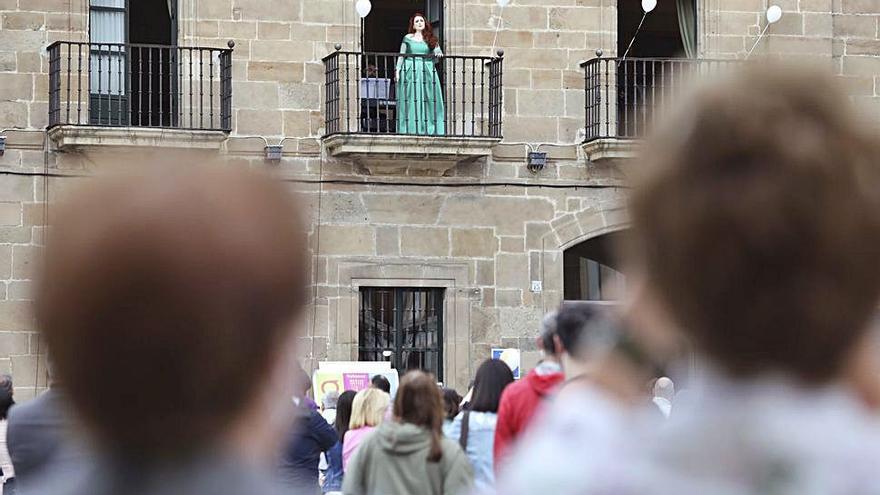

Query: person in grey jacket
[343,371,473,495]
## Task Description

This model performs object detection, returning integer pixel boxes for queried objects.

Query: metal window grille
[358,287,444,381]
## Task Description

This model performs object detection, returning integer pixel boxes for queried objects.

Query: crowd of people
[0,62,878,494]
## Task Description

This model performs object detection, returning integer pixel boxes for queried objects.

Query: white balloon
[641,0,657,13]
[355,0,372,18]
[766,5,782,24]
[496,0,511,6]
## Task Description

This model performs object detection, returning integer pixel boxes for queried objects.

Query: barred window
[358,287,444,381]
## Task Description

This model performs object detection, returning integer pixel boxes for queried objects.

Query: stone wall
[0,0,878,391]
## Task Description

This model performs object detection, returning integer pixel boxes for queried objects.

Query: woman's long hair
[335,390,357,444]
[394,370,445,462]
[408,12,439,50]
[349,387,390,430]
[467,359,514,413]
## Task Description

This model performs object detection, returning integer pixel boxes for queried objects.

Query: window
[88,0,177,126]
[358,287,444,381]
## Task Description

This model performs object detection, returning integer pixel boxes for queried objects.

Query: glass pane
[91,0,125,8]
[90,51,124,95]
[90,10,124,44]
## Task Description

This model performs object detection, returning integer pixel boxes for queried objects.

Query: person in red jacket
[493,311,564,472]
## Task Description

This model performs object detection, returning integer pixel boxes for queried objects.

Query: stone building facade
[0,0,878,396]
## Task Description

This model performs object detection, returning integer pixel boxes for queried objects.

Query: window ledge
[581,138,641,163]
[323,134,501,175]
[48,125,228,151]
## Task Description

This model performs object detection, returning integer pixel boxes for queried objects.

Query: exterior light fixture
[527,151,547,173]
[265,145,283,161]
[0,136,6,156]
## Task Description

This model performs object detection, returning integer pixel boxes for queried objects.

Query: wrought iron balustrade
[323,50,503,138]
[48,41,233,131]
[581,57,740,143]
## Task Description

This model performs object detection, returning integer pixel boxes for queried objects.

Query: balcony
[580,57,739,162]
[46,41,233,150]
[321,49,504,174]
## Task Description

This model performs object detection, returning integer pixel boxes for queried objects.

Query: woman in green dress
[395,13,445,135]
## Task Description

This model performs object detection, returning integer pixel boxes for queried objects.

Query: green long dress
[396,36,445,135]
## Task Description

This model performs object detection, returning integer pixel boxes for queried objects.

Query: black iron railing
[581,57,739,142]
[323,49,503,138]
[48,41,233,131]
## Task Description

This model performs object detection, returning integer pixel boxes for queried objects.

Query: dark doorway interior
[563,231,628,301]
[364,0,443,53]
[617,0,687,58]
[129,0,176,127]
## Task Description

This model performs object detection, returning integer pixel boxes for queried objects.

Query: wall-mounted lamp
[0,136,6,156]
[527,151,547,173]
[265,145,283,161]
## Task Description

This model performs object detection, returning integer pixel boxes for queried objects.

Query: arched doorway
[563,230,628,301]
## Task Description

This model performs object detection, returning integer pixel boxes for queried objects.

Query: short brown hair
[35,165,308,456]
[631,64,880,383]
[393,371,445,462]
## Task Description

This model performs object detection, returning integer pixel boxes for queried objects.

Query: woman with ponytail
[342,371,473,495]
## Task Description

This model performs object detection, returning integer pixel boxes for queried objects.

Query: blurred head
[630,64,880,383]
[393,371,445,462]
[323,390,340,410]
[441,388,461,420]
[335,390,356,441]
[555,304,611,360]
[349,388,390,430]
[653,377,674,401]
[537,310,559,358]
[371,374,391,394]
[0,375,13,420]
[468,359,515,413]
[35,166,308,460]
[294,365,312,399]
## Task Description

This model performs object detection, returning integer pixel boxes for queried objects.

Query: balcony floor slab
[323,134,501,175]
[48,125,228,151]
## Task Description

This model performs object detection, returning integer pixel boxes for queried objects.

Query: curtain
[676,0,697,58]
[89,0,126,95]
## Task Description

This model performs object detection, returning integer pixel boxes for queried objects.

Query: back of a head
[323,390,340,410]
[539,311,559,357]
[0,374,13,420]
[653,377,675,401]
[469,359,514,413]
[371,374,391,394]
[35,165,308,458]
[335,390,357,440]
[631,64,880,383]
[442,388,461,420]
[349,388,390,430]
[393,371,445,461]
[555,304,611,359]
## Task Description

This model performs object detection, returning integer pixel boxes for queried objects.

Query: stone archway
[538,205,630,311]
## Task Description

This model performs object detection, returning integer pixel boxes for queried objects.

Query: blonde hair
[349,388,390,429]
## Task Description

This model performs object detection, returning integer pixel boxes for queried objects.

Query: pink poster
[343,373,371,391]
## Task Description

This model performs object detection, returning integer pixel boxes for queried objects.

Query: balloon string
[746,23,770,59]
[620,12,647,64]
[491,4,504,53]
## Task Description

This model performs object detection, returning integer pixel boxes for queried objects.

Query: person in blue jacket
[278,369,339,493]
